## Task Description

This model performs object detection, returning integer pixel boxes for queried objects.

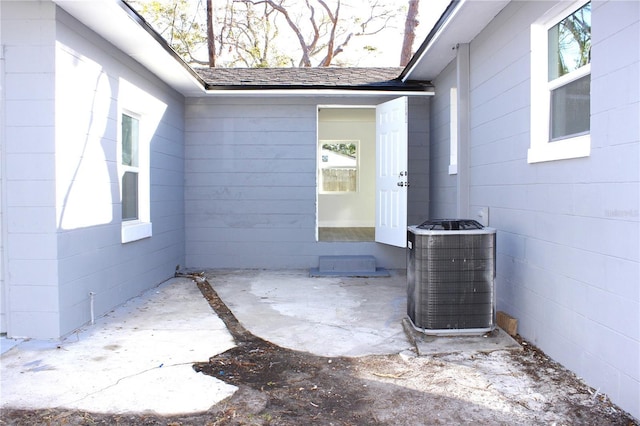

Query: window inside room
[318,141,359,193]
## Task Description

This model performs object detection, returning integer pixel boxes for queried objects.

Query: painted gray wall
[407,97,431,227]
[2,1,60,338]
[429,0,639,418]
[1,3,185,338]
[429,60,458,219]
[184,96,429,270]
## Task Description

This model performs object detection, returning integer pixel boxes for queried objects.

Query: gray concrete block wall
[1,3,185,338]
[2,1,60,338]
[53,9,186,337]
[407,97,430,226]
[429,61,458,219]
[184,96,428,270]
[584,1,639,414]
[428,0,639,418]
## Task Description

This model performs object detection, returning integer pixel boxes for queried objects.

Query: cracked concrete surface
[1,269,521,416]
[208,269,413,358]
[0,277,237,415]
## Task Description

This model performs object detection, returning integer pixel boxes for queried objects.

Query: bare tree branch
[317,0,339,66]
[133,0,405,68]
[304,0,320,57]
[245,0,313,66]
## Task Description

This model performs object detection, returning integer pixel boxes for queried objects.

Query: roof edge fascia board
[53,0,207,96]
[115,0,207,88]
[399,0,463,83]
[53,0,433,97]
[203,88,435,97]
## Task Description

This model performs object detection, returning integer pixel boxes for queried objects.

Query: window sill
[527,134,590,163]
[121,221,152,243]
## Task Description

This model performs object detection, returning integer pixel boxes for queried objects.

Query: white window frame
[528,0,591,163]
[449,87,458,175]
[119,110,152,243]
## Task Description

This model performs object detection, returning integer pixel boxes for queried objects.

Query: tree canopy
[129,0,423,68]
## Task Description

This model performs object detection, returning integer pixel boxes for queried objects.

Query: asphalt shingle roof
[195,67,432,92]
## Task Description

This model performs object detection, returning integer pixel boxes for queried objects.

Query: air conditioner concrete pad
[402,318,522,355]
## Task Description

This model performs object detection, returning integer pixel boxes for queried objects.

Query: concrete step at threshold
[309,255,390,277]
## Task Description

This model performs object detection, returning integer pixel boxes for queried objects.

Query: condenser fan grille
[407,221,496,334]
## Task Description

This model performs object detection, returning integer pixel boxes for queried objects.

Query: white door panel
[375,97,408,247]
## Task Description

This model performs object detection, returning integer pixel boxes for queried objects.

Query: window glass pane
[122,114,139,167]
[550,74,590,140]
[122,171,138,220]
[319,142,357,192]
[548,2,591,81]
[321,168,357,192]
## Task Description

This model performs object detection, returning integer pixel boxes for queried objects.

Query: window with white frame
[449,87,458,175]
[529,0,591,163]
[120,112,152,243]
[121,114,139,221]
[318,141,359,193]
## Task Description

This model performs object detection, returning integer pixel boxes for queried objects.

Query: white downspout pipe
[456,43,470,219]
[89,292,96,325]
[0,43,9,337]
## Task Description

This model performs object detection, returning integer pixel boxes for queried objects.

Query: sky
[345,0,451,67]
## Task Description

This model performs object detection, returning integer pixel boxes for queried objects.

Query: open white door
[375,97,408,247]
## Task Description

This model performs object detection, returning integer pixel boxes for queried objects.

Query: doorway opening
[317,106,375,242]
[316,97,409,247]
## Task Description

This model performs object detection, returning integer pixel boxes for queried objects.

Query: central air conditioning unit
[407,219,496,335]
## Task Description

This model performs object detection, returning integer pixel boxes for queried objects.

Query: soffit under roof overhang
[400,0,510,82]
[53,0,434,98]
[54,0,206,97]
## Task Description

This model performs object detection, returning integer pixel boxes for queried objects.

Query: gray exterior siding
[3,0,636,419]
[184,96,429,270]
[55,9,186,338]
[1,3,185,338]
[429,0,639,418]
[1,1,58,336]
[429,60,458,219]
[407,97,431,226]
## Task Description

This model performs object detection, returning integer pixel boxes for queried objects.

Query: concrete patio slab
[207,269,410,357]
[206,269,520,358]
[1,269,521,416]
[0,277,237,415]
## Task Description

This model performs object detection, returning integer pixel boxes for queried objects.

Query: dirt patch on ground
[1,277,636,425]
